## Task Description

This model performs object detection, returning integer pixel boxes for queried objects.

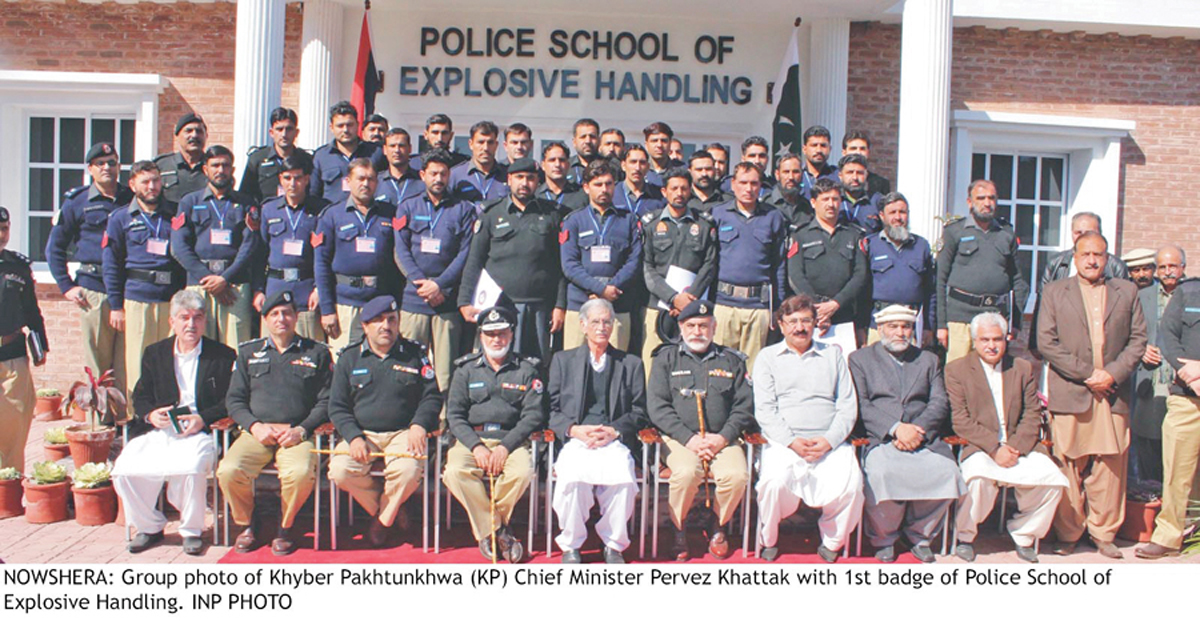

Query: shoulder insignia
[521,355,542,368]
[6,250,31,266]
[641,212,654,225]
[245,208,260,232]
[310,231,324,247]
[101,232,109,248]
[237,337,267,351]
[64,185,87,200]
[558,228,569,244]
[721,345,749,361]
[171,211,186,230]
[650,342,675,359]
[455,352,483,366]
[943,214,965,227]
[858,237,869,254]
[787,239,799,258]
[394,215,407,230]
[473,219,482,233]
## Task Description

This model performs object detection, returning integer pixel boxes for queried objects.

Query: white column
[897,0,953,244]
[232,0,286,165]
[298,0,344,151]
[807,19,850,162]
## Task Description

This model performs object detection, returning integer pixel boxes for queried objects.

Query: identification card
[590,245,612,263]
[355,237,376,253]
[420,236,442,254]
[283,239,304,256]
[210,228,232,245]
[147,239,169,256]
[341,177,350,192]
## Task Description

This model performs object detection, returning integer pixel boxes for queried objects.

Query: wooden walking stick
[311,448,428,460]
[690,389,712,509]
[488,469,498,564]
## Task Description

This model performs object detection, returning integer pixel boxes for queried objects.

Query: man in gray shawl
[848,304,965,563]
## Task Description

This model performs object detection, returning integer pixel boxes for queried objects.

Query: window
[971,151,1068,297]
[26,115,136,262]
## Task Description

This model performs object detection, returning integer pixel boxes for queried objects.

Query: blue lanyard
[424,197,445,232]
[842,198,859,222]
[472,171,494,198]
[623,186,643,215]
[283,205,304,239]
[139,212,163,239]
[208,199,229,229]
[544,189,563,206]
[588,207,613,245]
[390,178,411,202]
[353,209,374,236]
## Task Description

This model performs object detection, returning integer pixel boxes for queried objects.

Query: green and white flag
[771,25,802,161]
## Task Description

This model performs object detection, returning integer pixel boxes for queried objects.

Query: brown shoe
[367,519,391,548]
[708,527,731,559]
[271,525,298,556]
[1134,542,1179,560]
[1094,540,1123,560]
[672,528,690,562]
[234,525,259,554]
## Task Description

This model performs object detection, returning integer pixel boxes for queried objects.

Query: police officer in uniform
[47,142,131,394]
[764,153,814,229]
[798,126,839,201]
[648,299,752,560]
[458,158,567,362]
[0,207,48,471]
[643,122,682,187]
[239,107,312,204]
[410,113,469,171]
[309,101,386,205]
[154,113,209,204]
[254,154,329,340]
[444,305,546,562]
[710,162,788,370]
[613,145,666,217]
[560,160,643,351]
[218,290,333,555]
[375,128,425,207]
[313,157,400,354]
[864,193,935,345]
[327,296,442,547]
[837,153,882,235]
[394,148,477,393]
[361,114,389,146]
[449,121,509,206]
[842,130,891,197]
[103,161,184,395]
[936,179,1030,362]
[685,150,730,213]
[720,137,776,197]
[787,178,868,339]
[641,168,718,375]
[171,145,261,349]
[537,141,586,215]
[566,118,602,185]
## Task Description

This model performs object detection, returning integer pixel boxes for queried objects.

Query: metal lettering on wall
[399,27,753,105]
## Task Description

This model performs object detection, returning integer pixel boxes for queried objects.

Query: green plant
[72,462,112,489]
[36,388,61,398]
[61,368,128,431]
[29,461,67,485]
[0,467,19,481]
[43,427,68,445]
[1184,499,1200,556]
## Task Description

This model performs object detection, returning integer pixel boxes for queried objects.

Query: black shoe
[816,544,839,564]
[910,544,936,563]
[1015,543,1039,563]
[182,536,204,556]
[760,546,780,562]
[875,545,896,563]
[604,547,626,564]
[561,549,582,564]
[954,542,976,562]
[128,532,164,554]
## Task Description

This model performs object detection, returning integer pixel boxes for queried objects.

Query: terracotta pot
[1119,498,1162,543]
[64,425,116,468]
[23,479,71,524]
[0,478,23,519]
[43,443,71,463]
[73,484,117,526]
[34,396,63,421]
[69,403,86,423]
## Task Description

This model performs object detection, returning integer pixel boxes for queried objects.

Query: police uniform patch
[501,382,527,392]
[708,369,734,379]
[473,219,482,233]
[690,223,700,236]
[291,358,317,368]
[656,221,668,234]
[421,364,435,380]
[531,379,543,394]
[671,370,692,376]
[393,364,419,374]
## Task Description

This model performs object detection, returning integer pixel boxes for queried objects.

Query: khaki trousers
[642,308,664,380]
[188,283,252,350]
[78,289,125,395]
[663,436,748,529]
[713,304,768,371]
[262,310,323,343]
[399,310,462,392]
[0,358,35,470]
[328,430,423,527]
[563,310,631,351]
[327,304,364,359]
[1151,395,1200,548]
[945,321,972,364]
[442,439,532,541]
[123,299,173,394]
[216,433,317,529]
[1052,441,1127,544]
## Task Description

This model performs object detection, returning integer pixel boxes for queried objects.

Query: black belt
[949,287,1009,309]
[268,267,313,282]
[76,263,102,277]
[203,259,228,273]
[0,330,22,347]
[337,274,378,288]
[716,280,767,300]
[128,268,175,285]
[472,424,508,433]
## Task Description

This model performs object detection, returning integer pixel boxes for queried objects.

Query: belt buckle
[981,295,997,307]
[362,276,378,287]
[482,423,501,432]
[209,260,227,272]
[733,285,749,298]
[283,268,299,282]
[153,272,172,285]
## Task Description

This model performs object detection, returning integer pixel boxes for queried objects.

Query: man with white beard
[752,295,862,563]
[648,299,752,561]
[863,193,935,346]
[548,298,646,563]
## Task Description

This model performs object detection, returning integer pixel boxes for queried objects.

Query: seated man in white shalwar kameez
[848,304,966,563]
[946,312,1066,563]
[753,294,863,563]
[112,289,236,555]
[548,299,647,564]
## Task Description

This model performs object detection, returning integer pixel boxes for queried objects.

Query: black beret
[175,113,205,135]
[261,290,295,316]
[85,142,117,164]
[360,295,399,323]
[0,207,9,223]
[507,157,537,175]
[677,299,714,323]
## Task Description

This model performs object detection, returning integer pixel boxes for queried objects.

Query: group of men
[1,102,1193,565]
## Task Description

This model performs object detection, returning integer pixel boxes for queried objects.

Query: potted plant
[0,467,22,518]
[34,388,63,421]
[61,369,128,468]
[72,462,117,526]
[43,426,71,462]
[23,461,70,524]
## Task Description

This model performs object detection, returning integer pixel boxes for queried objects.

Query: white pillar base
[298,0,345,151]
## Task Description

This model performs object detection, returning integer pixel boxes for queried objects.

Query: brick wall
[847,22,1200,263]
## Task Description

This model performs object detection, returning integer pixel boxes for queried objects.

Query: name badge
[590,245,611,263]
[341,177,350,192]
[210,229,232,245]
[147,239,168,256]
[420,236,442,254]
[356,237,376,253]
[283,239,304,256]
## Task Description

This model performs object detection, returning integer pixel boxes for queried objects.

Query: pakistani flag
[771,26,802,161]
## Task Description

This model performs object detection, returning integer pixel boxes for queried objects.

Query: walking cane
[686,389,712,509]
[311,448,428,460]
[488,469,498,564]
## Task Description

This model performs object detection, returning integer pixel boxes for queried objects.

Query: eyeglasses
[779,317,814,329]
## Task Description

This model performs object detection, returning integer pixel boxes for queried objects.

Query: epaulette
[717,343,749,361]
[520,355,541,368]
[650,342,675,359]
[942,214,965,227]
[640,211,656,225]
[2,250,31,266]
[994,215,1013,227]
[399,336,428,351]
[454,351,483,366]
[237,337,268,351]
[479,196,507,214]
[63,185,88,200]
[338,338,364,357]
[247,144,267,156]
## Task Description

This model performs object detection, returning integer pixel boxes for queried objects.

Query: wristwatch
[298,427,309,441]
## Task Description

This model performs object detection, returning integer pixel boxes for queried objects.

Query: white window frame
[0,70,165,279]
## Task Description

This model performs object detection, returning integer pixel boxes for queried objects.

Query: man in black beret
[154,113,209,204]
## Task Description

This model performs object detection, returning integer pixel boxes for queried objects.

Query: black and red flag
[351,1,380,120]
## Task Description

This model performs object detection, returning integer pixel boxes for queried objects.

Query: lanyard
[623,186,643,215]
[424,197,445,232]
[587,207,614,245]
[544,189,563,206]
[390,178,411,202]
[139,212,163,239]
[283,205,304,239]
[472,171,494,198]
[353,209,375,236]
[841,198,859,222]
[208,199,229,229]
